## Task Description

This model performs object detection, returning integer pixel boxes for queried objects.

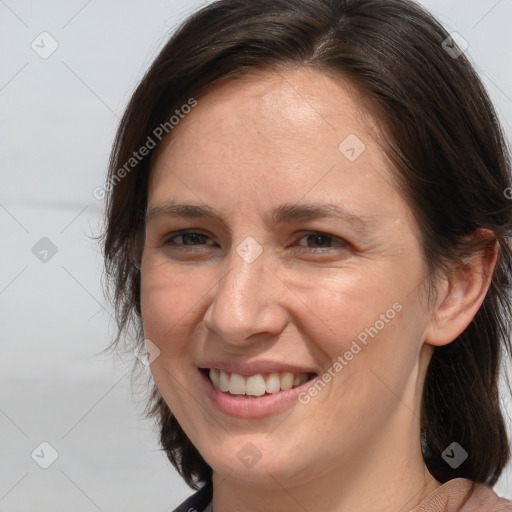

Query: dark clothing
[171,481,212,512]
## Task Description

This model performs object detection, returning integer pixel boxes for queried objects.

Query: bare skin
[140,67,497,512]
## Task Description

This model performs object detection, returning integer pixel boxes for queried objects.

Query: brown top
[410,478,512,512]
[172,478,512,512]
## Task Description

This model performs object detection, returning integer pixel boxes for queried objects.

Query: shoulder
[171,481,213,512]
[411,478,512,512]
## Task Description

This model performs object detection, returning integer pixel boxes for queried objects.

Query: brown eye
[164,231,216,247]
[294,232,350,251]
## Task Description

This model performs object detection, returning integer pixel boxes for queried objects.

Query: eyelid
[292,231,349,248]
[163,229,350,251]
[164,230,216,246]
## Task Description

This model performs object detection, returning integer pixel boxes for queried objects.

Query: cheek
[140,259,203,417]
[287,271,421,413]
[140,257,202,350]
[284,267,404,359]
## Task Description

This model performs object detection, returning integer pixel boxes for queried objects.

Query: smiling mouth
[200,368,317,397]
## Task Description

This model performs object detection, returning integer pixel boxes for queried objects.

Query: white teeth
[265,373,281,394]
[208,368,312,396]
[228,373,246,395]
[219,370,230,392]
[280,372,294,391]
[209,368,220,389]
[246,375,266,396]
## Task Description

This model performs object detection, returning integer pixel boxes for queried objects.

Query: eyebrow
[145,200,379,231]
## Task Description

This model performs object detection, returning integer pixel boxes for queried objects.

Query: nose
[202,239,288,347]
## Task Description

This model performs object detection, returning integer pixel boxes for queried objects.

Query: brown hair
[102,0,512,490]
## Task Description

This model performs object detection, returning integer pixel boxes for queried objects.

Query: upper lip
[198,359,319,377]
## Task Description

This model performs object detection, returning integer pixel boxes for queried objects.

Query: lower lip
[199,370,314,419]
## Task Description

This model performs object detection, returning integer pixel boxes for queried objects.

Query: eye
[162,230,350,253]
[292,231,350,251]
[164,230,216,248]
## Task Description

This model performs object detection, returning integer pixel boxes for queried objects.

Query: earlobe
[424,231,498,347]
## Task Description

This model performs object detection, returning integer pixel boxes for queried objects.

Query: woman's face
[141,68,436,486]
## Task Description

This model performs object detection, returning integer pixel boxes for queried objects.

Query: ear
[424,229,499,347]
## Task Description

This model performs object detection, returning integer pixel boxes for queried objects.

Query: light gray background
[1,1,511,510]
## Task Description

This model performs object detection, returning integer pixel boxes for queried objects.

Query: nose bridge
[203,235,286,343]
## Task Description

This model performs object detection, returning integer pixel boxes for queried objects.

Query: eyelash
[163,230,350,252]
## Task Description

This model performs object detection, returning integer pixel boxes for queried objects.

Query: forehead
[160,67,379,159]
[147,67,405,228]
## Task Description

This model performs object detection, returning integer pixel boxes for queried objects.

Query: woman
[101,0,512,510]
